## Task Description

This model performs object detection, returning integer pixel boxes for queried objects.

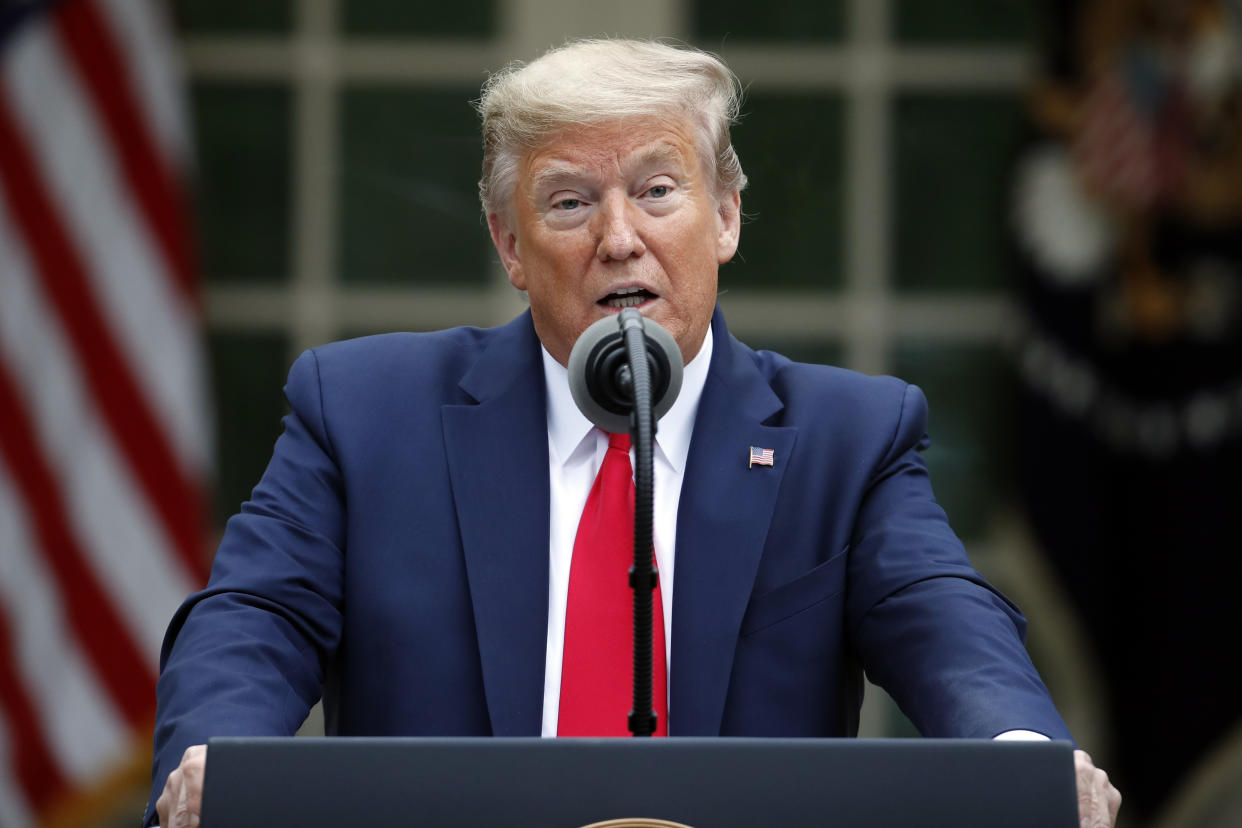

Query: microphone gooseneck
[619,311,656,737]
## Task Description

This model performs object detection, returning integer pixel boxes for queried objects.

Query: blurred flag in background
[0,0,208,824]
[1008,0,1242,821]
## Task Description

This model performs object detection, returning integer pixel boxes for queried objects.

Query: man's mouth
[599,285,657,309]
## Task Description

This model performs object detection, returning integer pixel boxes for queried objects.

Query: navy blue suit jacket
[146,308,1070,823]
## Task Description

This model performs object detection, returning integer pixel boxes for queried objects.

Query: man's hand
[156,744,206,828]
[1075,749,1121,828]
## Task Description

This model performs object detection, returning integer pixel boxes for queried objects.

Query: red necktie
[558,431,668,736]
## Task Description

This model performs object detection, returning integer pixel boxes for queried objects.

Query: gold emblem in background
[579,820,695,828]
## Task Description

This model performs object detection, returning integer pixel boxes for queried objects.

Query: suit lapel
[441,313,549,736]
[670,310,796,735]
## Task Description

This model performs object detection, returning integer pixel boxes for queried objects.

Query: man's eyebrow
[531,166,589,193]
[627,145,688,173]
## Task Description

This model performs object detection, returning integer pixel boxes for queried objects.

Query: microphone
[567,308,683,737]
[567,310,684,433]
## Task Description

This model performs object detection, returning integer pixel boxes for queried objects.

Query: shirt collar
[543,324,713,474]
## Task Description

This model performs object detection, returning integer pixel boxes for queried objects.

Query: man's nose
[595,192,646,261]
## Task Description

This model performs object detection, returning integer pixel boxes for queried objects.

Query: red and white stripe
[1074,73,1157,208]
[0,1,208,823]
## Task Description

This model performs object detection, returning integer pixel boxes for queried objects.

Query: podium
[201,736,1078,827]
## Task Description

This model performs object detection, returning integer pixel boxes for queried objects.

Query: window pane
[191,83,292,284]
[893,93,1024,291]
[894,0,1035,44]
[341,0,495,36]
[338,87,488,286]
[692,0,845,43]
[208,331,290,526]
[727,93,845,290]
[174,0,293,34]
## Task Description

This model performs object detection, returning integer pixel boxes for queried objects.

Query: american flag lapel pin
[749,446,774,468]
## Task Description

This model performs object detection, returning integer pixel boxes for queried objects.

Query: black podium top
[202,736,1077,827]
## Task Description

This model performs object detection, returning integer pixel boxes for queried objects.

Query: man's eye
[553,198,581,210]
[646,185,671,198]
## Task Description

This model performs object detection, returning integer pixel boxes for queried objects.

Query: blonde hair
[476,38,747,219]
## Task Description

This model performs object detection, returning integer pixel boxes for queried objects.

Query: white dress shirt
[539,327,713,736]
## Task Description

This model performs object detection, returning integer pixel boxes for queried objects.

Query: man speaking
[148,39,1120,827]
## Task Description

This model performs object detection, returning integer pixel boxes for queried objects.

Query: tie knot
[607,431,631,451]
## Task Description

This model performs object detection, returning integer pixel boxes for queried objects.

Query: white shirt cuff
[993,729,1051,741]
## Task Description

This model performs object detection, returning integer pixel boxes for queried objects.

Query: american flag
[1073,64,1188,211]
[748,446,774,468]
[0,1,208,825]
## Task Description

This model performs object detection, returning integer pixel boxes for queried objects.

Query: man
[149,39,1120,827]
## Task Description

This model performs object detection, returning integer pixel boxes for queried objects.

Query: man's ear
[488,212,525,290]
[715,189,741,264]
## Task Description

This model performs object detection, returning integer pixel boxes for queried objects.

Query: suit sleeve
[144,349,345,825]
[846,383,1072,741]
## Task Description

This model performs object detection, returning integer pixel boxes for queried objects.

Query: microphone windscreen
[567,313,683,433]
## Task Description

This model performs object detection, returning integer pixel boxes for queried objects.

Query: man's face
[488,117,741,366]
